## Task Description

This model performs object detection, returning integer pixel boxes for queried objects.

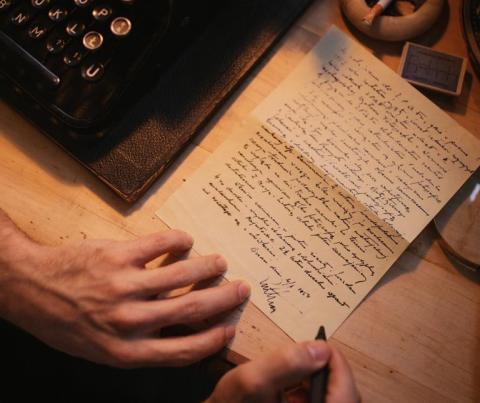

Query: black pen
[309,326,329,403]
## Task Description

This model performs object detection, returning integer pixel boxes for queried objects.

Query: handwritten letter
[254,27,480,242]
[157,27,480,340]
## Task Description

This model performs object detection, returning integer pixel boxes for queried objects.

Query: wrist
[0,219,36,272]
[0,211,40,321]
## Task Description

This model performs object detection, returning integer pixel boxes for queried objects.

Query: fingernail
[225,325,236,339]
[238,282,251,300]
[307,342,329,364]
[216,255,228,271]
[184,233,194,247]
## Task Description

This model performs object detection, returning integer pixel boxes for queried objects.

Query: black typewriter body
[0,0,223,130]
[0,0,313,202]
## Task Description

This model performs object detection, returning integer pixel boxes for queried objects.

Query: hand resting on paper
[206,340,360,403]
[0,210,250,368]
[0,208,360,403]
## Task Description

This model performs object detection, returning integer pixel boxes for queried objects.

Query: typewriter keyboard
[0,0,171,127]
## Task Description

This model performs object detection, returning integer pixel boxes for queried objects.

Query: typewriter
[0,0,312,201]
[0,0,223,130]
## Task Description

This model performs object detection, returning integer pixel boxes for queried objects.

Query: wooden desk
[1,1,479,401]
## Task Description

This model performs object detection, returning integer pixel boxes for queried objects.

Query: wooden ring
[340,0,445,42]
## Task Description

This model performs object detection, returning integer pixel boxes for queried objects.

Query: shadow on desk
[0,320,232,403]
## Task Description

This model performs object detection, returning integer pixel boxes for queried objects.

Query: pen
[309,326,329,403]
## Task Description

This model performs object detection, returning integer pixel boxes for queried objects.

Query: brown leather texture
[1,0,313,203]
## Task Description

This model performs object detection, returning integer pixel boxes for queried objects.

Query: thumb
[241,341,331,395]
[260,341,331,388]
[207,342,331,403]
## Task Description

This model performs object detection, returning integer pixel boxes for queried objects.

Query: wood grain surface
[0,1,479,402]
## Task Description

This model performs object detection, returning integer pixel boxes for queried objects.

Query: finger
[132,254,228,298]
[121,231,194,266]
[326,345,360,403]
[123,324,237,367]
[125,280,250,332]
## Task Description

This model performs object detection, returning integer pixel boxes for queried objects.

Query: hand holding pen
[205,326,360,403]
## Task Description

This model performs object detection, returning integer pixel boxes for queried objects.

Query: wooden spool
[340,0,445,41]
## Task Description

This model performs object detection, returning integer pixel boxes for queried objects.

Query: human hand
[0,226,250,368]
[205,341,360,403]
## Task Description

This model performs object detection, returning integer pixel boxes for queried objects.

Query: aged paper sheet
[157,26,480,340]
[254,27,480,243]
